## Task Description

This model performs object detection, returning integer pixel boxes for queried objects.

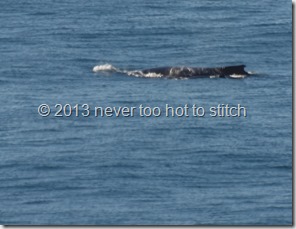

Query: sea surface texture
[0,0,292,225]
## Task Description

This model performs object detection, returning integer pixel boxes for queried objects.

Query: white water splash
[247,71,255,75]
[124,70,163,78]
[92,64,117,72]
[229,74,246,79]
[93,64,164,78]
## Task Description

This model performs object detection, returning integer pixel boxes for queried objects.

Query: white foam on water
[93,64,117,72]
[229,74,246,79]
[92,64,164,78]
[142,72,163,78]
[125,70,163,78]
[124,70,143,77]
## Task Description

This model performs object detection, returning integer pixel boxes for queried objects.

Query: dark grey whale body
[142,65,249,78]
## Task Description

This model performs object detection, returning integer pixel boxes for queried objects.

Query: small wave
[93,64,117,72]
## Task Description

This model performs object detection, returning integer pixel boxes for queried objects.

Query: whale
[92,64,250,78]
[141,65,249,78]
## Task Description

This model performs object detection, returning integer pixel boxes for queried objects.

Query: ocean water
[0,0,292,225]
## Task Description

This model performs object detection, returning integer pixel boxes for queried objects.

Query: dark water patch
[29,12,56,16]
[23,200,52,205]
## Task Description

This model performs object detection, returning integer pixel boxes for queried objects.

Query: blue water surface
[0,0,292,225]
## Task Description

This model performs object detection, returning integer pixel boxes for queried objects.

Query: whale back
[141,65,249,77]
[221,65,248,76]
